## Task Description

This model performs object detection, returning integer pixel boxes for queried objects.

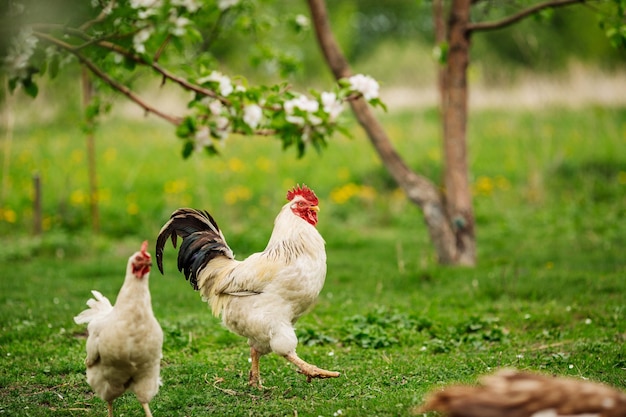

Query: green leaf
[123,57,136,71]
[22,78,39,98]
[204,145,219,156]
[8,78,18,93]
[49,56,60,79]
[296,140,306,158]
[181,141,194,159]
[369,98,388,112]
[176,117,196,138]
[334,124,353,139]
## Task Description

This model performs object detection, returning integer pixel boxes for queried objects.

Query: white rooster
[155,184,339,388]
[74,241,163,417]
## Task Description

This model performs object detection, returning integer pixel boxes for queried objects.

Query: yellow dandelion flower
[330,183,359,205]
[164,179,188,195]
[71,150,84,164]
[127,202,140,215]
[18,150,32,164]
[70,190,86,206]
[225,186,252,205]
[103,148,117,163]
[358,185,377,201]
[474,176,494,196]
[228,157,246,173]
[98,188,112,203]
[255,157,272,172]
[1,208,17,223]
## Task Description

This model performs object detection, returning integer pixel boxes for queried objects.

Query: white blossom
[130,0,162,9]
[321,92,343,121]
[218,0,239,10]
[171,0,200,12]
[131,0,162,19]
[169,13,191,36]
[214,116,230,139]
[208,100,223,116]
[243,104,263,129]
[133,26,153,53]
[195,126,211,150]
[284,95,319,126]
[198,71,233,96]
[3,27,39,80]
[348,74,380,100]
[295,14,309,28]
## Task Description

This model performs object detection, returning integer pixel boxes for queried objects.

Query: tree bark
[307,0,462,265]
[442,0,475,265]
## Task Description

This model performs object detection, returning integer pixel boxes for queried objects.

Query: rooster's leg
[141,402,153,417]
[285,352,340,382]
[248,346,262,388]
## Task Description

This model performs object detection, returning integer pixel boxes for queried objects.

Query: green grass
[1,104,625,416]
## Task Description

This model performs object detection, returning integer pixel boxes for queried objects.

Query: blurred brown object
[419,369,626,417]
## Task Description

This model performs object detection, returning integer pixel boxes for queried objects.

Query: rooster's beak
[310,205,320,212]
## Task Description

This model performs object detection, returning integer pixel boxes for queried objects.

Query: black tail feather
[156,208,233,290]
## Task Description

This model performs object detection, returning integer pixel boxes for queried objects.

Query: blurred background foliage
[0,0,625,244]
[1,0,624,89]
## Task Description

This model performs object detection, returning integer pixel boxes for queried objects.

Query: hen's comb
[140,240,150,257]
[287,184,318,205]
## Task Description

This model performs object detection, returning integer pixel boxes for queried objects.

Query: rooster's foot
[285,352,340,382]
[248,369,262,389]
[248,346,263,389]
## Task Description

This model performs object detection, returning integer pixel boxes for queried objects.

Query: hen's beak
[310,205,320,212]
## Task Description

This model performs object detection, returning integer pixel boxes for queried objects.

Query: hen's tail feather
[73,290,113,324]
[156,208,234,290]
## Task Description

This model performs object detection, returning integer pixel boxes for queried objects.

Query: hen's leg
[141,402,153,417]
[248,346,262,388]
[285,352,340,382]
[107,402,114,417]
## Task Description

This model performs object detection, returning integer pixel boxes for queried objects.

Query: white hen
[74,241,163,417]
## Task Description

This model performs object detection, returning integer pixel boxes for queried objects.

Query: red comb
[286,184,318,205]
[140,240,149,256]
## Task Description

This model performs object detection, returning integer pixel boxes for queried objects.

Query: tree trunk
[307,0,465,265]
[442,0,475,265]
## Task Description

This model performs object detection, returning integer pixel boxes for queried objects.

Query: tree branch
[79,0,116,31]
[467,0,586,33]
[306,0,445,208]
[307,0,462,264]
[32,23,228,104]
[34,32,183,125]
